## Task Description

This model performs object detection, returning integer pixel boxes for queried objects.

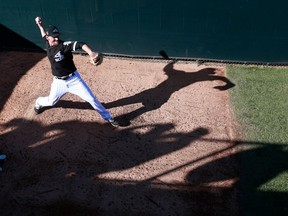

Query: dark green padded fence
[1,0,288,64]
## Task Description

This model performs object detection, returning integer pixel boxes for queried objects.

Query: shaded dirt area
[0,51,239,216]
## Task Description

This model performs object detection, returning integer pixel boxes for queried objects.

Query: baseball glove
[89,53,103,66]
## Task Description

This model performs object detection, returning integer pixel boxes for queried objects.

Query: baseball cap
[45,25,60,37]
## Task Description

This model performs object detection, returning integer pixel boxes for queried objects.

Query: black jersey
[45,38,82,77]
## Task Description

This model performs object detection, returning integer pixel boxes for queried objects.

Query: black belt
[55,72,75,80]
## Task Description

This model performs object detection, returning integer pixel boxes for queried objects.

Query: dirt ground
[0,51,239,216]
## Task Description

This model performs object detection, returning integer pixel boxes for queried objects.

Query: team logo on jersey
[54,51,64,62]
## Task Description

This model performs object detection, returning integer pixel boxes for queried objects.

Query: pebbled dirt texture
[0,51,239,216]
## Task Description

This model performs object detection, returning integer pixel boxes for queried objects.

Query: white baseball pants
[35,71,112,120]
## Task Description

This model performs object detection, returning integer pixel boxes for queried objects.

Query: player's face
[47,35,60,46]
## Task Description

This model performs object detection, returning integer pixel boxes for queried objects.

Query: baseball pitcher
[34,16,119,127]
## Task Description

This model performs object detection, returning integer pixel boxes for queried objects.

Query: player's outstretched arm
[35,16,46,37]
[81,44,97,58]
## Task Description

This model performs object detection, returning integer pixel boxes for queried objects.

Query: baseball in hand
[35,17,41,24]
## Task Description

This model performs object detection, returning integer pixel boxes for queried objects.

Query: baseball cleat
[34,106,42,115]
[107,118,119,127]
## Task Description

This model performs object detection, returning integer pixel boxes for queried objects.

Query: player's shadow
[104,60,235,123]
[32,100,93,115]
[51,100,94,111]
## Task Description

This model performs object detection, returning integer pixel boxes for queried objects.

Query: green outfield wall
[1,0,288,64]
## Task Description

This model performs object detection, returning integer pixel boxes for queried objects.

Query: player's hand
[89,52,103,66]
[35,16,42,25]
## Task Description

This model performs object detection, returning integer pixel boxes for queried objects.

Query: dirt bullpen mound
[0,51,239,216]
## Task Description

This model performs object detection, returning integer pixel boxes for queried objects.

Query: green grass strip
[226,65,288,216]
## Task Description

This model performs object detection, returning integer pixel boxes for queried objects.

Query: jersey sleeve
[62,41,77,52]
[62,41,86,52]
